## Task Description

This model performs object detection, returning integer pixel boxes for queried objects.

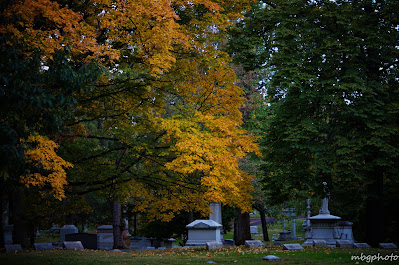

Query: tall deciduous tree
[1,0,258,246]
[229,0,399,246]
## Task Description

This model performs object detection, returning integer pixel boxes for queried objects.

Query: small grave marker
[353,243,371,248]
[206,241,223,250]
[336,240,353,248]
[5,244,22,253]
[33,242,54,251]
[250,226,258,234]
[263,255,280,261]
[313,240,327,247]
[245,240,264,248]
[379,243,398,249]
[283,243,304,250]
[63,241,84,250]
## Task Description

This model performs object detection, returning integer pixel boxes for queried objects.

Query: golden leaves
[20,135,73,200]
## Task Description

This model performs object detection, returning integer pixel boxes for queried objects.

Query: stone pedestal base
[276,231,292,241]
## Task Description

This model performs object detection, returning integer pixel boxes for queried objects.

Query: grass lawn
[1,245,398,265]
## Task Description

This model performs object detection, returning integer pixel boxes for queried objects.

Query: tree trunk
[111,200,124,249]
[258,207,270,242]
[366,170,384,247]
[188,211,194,223]
[234,208,251,245]
[10,191,30,248]
[0,185,5,248]
[133,212,137,236]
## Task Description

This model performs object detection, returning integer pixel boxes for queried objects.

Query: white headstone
[186,220,222,246]
[250,226,259,234]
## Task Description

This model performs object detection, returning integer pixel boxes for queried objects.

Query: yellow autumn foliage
[21,135,73,200]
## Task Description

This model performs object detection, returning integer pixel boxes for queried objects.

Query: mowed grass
[1,245,398,265]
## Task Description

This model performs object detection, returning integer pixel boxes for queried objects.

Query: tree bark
[256,205,270,242]
[111,200,124,249]
[10,191,31,248]
[234,208,251,245]
[0,184,5,248]
[366,170,384,247]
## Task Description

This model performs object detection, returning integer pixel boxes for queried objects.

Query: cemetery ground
[1,245,398,265]
[2,218,399,264]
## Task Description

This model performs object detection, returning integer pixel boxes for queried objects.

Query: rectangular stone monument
[65,233,97,249]
[283,243,304,251]
[250,226,259,234]
[313,240,327,247]
[33,242,54,251]
[379,243,398,249]
[353,243,371,248]
[5,244,22,253]
[336,240,353,248]
[206,241,223,250]
[130,237,153,249]
[245,240,264,248]
[97,225,113,249]
[186,220,222,246]
[60,225,78,243]
[163,238,176,248]
[64,241,84,250]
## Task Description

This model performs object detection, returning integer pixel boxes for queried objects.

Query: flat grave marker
[63,241,84,250]
[336,240,353,248]
[353,243,371,248]
[5,244,22,253]
[379,243,398,249]
[283,243,304,251]
[245,240,264,248]
[206,241,223,250]
[33,242,54,251]
[313,240,327,247]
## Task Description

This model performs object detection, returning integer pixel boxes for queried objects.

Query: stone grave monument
[60,224,78,243]
[97,225,114,249]
[185,220,222,246]
[276,219,292,241]
[209,202,223,240]
[302,197,341,247]
[336,221,355,243]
